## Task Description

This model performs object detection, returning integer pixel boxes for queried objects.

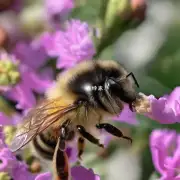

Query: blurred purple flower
[1,51,53,110]
[147,87,180,124]
[35,172,52,180]
[34,166,100,180]
[150,129,180,180]
[10,0,23,13]
[13,42,48,70]
[0,112,21,125]
[113,104,138,125]
[0,12,25,47]
[39,19,96,69]
[0,0,23,13]
[71,166,100,180]
[44,0,74,29]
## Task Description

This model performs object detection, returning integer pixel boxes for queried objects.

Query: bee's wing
[9,98,78,152]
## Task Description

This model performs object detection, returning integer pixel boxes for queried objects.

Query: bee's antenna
[126,72,139,88]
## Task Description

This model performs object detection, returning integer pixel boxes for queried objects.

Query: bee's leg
[52,121,72,180]
[96,123,132,144]
[53,137,70,180]
[77,125,104,148]
[77,137,85,160]
[58,119,72,151]
[59,126,68,151]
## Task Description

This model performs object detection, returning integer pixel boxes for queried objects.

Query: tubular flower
[150,129,180,180]
[148,87,180,124]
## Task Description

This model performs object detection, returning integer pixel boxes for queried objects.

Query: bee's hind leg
[53,137,70,180]
[52,121,71,180]
[96,123,132,144]
[77,125,104,148]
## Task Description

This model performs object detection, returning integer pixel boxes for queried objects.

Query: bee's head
[104,72,139,105]
[68,60,139,114]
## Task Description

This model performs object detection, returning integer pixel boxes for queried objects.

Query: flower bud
[0,59,20,86]
[0,74,9,85]
[105,0,130,29]
[131,0,147,20]
[8,71,20,85]
[0,173,11,180]
[3,126,16,145]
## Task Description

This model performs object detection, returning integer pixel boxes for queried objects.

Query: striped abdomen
[32,131,70,180]
[32,132,57,160]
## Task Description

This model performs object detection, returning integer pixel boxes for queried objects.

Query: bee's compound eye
[108,79,116,85]
[105,78,116,90]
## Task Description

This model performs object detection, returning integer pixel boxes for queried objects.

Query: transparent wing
[9,98,78,152]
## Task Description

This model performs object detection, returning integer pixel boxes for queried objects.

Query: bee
[10,60,150,180]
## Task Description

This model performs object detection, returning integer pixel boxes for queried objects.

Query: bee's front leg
[77,125,104,148]
[96,123,132,144]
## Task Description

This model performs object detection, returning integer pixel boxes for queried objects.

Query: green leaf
[71,0,101,24]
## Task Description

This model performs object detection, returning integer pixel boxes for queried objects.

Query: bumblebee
[10,60,150,180]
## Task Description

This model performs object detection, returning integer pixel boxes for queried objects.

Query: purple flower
[9,0,23,13]
[13,42,48,70]
[0,112,21,126]
[150,129,180,180]
[39,19,96,69]
[34,166,100,180]
[147,87,180,124]
[1,50,53,110]
[35,172,52,180]
[113,104,138,125]
[71,166,100,180]
[44,0,74,29]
